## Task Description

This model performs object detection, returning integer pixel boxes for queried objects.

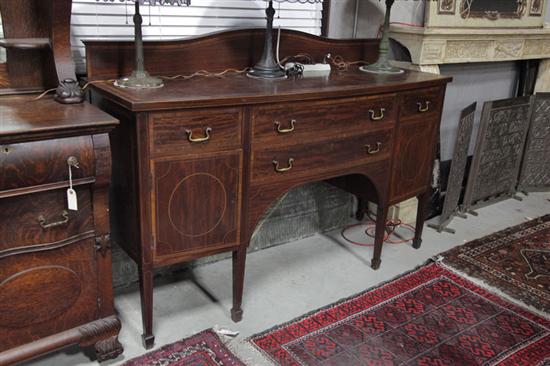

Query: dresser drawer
[251,129,393,183]
[150,107,243,156]
[251,95,396,146]
[0,236,98,351]
[0,187,94,253]
[0,136,95,191]
[399,87,443,120]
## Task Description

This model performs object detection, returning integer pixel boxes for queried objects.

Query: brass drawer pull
[38,210,70,230]
[365,142,382,155]
[274,119,296,134]
[185,127,212,143]
[272,158,294,173]
[368,108,386,121]
[417,101,431,113]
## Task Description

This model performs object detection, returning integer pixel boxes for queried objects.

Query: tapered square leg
[372,204,389,270]
[413,192,429,250]
[139,267,155,349]
[231,247,247,322]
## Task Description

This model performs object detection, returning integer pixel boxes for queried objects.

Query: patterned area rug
[249,263,550,366]
[442,214,550,314]
[123,329,245,366]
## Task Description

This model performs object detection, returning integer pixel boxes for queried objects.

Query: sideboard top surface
[93,69,452,112]
[0,95,119,142]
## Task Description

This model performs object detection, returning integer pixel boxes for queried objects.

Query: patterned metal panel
[518,93,550,192]
[463,96,532,211]
[430,102,476,233]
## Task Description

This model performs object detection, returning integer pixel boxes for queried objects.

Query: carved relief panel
[463,96,532,210]
[518,93,550,192]
[152,152,242,259]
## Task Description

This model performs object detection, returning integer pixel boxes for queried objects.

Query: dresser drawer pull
[274,119,296,134]
[272,158,294,173]
[417,101,431,113]
[38,210,70,230]
[185,127,212,143]
[368,108,386,121]
[365,142,382,155]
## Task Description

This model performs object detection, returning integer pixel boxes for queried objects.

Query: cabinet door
[390,118,437,203]
[152,151,241,259]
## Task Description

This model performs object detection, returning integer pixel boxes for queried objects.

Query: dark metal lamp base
[360,63,404,75]
[114,70,164,89]
[247,66,287,80]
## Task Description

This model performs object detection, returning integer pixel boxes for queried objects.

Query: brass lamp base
[360,62,404,75]
[114,70,164,89]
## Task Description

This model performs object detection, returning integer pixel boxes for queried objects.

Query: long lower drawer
[250,128,393,184]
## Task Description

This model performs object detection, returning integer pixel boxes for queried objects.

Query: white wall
[71,0,323,73]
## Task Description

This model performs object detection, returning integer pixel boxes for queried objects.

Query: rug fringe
[437,261,550,320]
[213,327,275,366]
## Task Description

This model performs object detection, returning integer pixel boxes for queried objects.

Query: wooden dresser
[0,96,123,365]
[85,29,451,348]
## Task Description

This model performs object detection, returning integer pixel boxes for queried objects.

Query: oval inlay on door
[0,266,81,328]
[168,173,227,237]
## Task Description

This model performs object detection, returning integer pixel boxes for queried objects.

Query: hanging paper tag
[67,188,78,211]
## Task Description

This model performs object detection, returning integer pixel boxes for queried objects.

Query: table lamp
[248,0,323,80]
[99,0,191,89]
[361,0,403,74]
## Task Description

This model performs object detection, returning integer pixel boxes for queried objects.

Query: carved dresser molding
[0,95,122,365]
[85,28,451,350]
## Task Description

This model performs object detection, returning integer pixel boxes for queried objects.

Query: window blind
[71,0,324,73]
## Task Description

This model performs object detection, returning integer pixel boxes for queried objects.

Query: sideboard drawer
[399,87,443,120]
[150,107,243,156]
[251,129,393,183]
[0,187,94,253]
[0,136,95,191]
[251,95,396,146]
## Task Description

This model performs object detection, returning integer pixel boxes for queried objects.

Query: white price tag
[67,188,78,211]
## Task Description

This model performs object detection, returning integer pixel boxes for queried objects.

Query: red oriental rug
[123,329,245,366]
[249,263,550,366]
[442,214,550,314]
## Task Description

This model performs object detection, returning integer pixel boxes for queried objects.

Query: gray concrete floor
[25,192,550,365]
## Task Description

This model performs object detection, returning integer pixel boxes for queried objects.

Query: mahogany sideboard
[0,95,123,365]
[85,29,451,348]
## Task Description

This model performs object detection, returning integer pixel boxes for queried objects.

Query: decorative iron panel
[463,96,532,211]
[518,93,550,192]
[430,102,476,233]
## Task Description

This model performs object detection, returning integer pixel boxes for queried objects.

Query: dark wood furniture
[0,0,84,103]
[0,95,123,365]
[85,28,451,349]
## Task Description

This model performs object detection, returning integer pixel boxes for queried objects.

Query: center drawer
[250,128,393,183]
[251,95,396,147]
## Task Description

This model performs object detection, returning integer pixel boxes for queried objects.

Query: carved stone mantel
[390,26,550,66]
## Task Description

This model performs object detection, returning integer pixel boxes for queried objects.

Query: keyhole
[2,146,10,154]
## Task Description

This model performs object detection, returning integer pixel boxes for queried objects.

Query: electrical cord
[340,210,415,247]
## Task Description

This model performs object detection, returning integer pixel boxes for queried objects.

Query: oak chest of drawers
[0,95,123,365]
[85,28,451,349]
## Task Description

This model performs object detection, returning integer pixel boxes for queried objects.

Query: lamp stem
[359,0,403,74]
[377,0,393,66]
[134,2,144,75]
[247,0,286,79]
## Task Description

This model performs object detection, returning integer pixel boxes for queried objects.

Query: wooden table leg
[372,204,389,270]
[138,266,155,349]
[356,197,368,221]
[231,246,247,322]
[413,192,429,249]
